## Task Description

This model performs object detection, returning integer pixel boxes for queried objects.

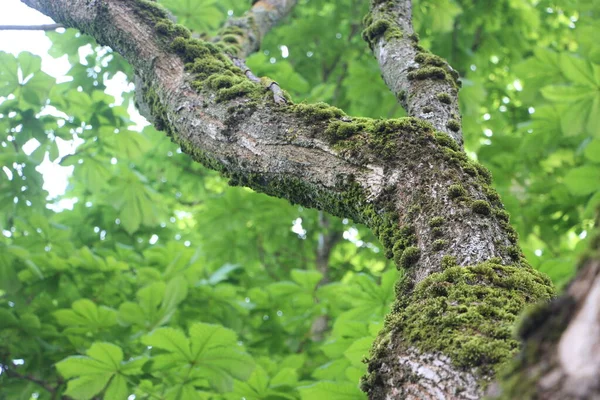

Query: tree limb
[363,0,464,147]
[17,0,554,398]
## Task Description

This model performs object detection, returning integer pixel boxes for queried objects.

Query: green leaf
[0,51,19,96]
[143,327,193,360]
[299,381,365,400]
[57,343,141,400]
[559,53,596,86]
[564,166,600,196]
[143,323,254,392]
[585,139,600,163]
[63,373,113,400]
[290,269,322,289]
[17,52,42,79]
[104,374,129,399]
[54,299,117,329]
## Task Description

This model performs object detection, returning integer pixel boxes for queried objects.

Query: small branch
[223,0,298,59]
[232,58,288,104]
[0,24,63,31]
[364,0,464,147]
[2,365,57,394]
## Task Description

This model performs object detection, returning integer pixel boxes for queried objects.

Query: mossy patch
[397,246,421,269]
[447,119,461,132]
[432,239,448,251]
[408,47,461,89]
[472,200,492,216]
[437,92,452,104]
[448,184,467,199]
[381,261,554,375]
[429,216,445,227]
[362,15,403,47]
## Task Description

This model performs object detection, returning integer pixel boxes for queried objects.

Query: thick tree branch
[363,0,463,147]
[18,0,554,398]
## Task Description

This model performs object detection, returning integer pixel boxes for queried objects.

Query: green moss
[155,21,171,34]
[494,209,510,223]
[434,131,460,152]
[448,184,467,199]
[415,53,446,67]
[398,246,421,269]
[221,34,241,44]
[429,216,445,227]
[504,245,521,260]
[447,119,461,132]
[473,162,493,184]
[431,227,444,238]
[472,200,492,216]
[325,119,366,143]
[408,66,448,81]
[437,92,452,104]
[362,16,402,47]
[432,239,448,251]
[381,262,554,374]
[441,255,457,269]
[293,102,346,121]
[422,106,433,113]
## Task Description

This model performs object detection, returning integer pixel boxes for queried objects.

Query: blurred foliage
[0,0,598,399]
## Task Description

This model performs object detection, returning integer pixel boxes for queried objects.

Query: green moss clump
[474,162,493,184]
[447,119,461,132]
[431,227,444,238]
[422,106,433,113]
[398,246,421,269]
[325,120,365,143]
[415,53,446,67]
[155,21,171,34]
[293,102,346,121]
[441,255,457,269]
[362,18,403,45]
[494,209,510,223]
[384,262,554,373]
[432,239,448,251]
[437,92,452,104]
[472,200,492,216]
[221,34,240,44]
[408,66,448,81]
[504,245,521,260]
[429,216,445,227]
[448,184,467,199]
[321,117,435,161]
[434,132,460,152]
[216,81,256,102]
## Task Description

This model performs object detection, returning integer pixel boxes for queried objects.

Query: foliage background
[0,0,598,399]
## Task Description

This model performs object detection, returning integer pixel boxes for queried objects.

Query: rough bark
[19,0,555,398]
[363,0,463,147]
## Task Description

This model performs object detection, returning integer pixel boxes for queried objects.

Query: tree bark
[18,0,560,398]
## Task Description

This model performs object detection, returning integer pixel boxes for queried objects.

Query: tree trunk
[19,0,597,399]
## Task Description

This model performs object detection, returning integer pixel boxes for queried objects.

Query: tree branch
[222,0,298,59]
[0,23,63,30]
[1,364,57,394]
[363,0,464,147]
[17,0,554,398]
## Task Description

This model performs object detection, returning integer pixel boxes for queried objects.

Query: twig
[231,58,287,104]
[0,24,63,31]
